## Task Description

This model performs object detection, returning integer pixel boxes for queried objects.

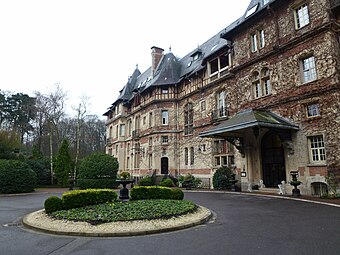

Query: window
[208,54,231,78]
[161,135,169,144]
[259,30,265,48]
[143,116,146,125]
[149,137,152,146]
[307,103,320,117]
[149,112,153,127]
[200,100,206,118]
[126,157,130,169]
[162,88,169,94]
[119,124,125,137]
[251,33,258,52]
[301,56,317,83]
[190,147,195,165]
[184,103,194,135]
[295,4,309,29]
[148,154,153,169]
[263,0,269,5]
[251,30,265,52]
[252,68,271,99]
[309,136,326,163]
[109,126,113,138]
[162,110,168,125]
[184,147,188,165]
[217,91,226,117]
[245,4,258,18]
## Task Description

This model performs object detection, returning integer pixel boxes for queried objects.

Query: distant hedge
[0,160,37,194]
[77,179,118,189]
[130,186,184,200]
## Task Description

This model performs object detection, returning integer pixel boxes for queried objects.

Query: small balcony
[211,107,228,122]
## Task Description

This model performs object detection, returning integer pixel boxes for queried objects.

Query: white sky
[0,0,250,118]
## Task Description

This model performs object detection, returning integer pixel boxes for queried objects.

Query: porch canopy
[199,109,299,138]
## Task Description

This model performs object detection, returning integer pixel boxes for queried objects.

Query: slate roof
[104,0,277,114]
[199,109,299,138]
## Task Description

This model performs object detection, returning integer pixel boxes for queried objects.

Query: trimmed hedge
[61,189,118,210]
[77,179,118,189]
[44,196,63,213]
[130,186,184,200]
[0,160,37,194]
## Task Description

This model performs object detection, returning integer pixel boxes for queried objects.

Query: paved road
[0,191,339,255]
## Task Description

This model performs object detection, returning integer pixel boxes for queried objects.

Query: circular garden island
[23,186,211,237]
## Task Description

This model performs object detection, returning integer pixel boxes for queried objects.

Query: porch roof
[199,109,299,138]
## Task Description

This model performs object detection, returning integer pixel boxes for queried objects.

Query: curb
[184,190,340,208]
[22,206,212,237]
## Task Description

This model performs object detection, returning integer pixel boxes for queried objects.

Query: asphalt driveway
[0,191,339,255]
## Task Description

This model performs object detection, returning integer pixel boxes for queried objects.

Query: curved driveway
[0,191,339,255]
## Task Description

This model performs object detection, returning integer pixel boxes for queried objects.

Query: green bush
[44,196,63,213]
[0,160,37,194]
[171,188,184,200]
[61,189,117,210]
[213,166,233,190]
[179,174,202,188]
[77,153,118,189]
[139,176,154,186]
[130,186,183,200]
[77,179,118,189]
[26,158,51,185]
[160,178,175,187]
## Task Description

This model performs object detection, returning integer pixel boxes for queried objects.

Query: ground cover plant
[49,199,197,225]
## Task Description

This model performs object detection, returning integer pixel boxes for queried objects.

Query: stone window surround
[251,67,271,99]
[299,54,317,84]
[293,2,310,30]
[250,29,265,53]
[307,134,326,164]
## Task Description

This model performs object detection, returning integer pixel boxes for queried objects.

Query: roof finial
[169,45,172,52]
[136,64,138,70]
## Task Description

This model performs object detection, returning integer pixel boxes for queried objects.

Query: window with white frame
[217,91,226,117]
[294,4,309,29]
[301,56,317,83]
[252,68,271,99]
[208,54,231,77]
[259,30,265,48]
[307,103,320,117]
[251,33,258,52]
[148,154,152,169]
[200,100,206,118]
[161,87,169,94]
[308,136,326,163]
[161,110,168,125]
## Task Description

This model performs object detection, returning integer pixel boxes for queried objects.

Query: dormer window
[245,4,259,18]
[208,53,231,80]
[193,53,199,61]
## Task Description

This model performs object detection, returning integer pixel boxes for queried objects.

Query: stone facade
[105,0,340,194]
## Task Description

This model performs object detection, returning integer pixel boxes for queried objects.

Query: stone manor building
[104,0,340,195]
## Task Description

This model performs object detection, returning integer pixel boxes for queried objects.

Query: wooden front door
[161,157,169,175]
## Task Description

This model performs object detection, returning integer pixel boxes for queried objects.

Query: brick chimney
[151,46,164,78]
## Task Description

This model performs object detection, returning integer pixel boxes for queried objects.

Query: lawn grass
[50,199,197,225]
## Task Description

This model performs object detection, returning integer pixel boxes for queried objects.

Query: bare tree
[72,95,89,179]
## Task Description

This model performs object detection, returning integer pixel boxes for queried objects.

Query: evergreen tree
[55,139,72,186]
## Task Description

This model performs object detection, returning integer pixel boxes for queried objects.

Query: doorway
[261,132,286,187]
[161,157,169,175]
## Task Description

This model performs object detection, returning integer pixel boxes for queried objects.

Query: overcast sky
[0,0,250,117]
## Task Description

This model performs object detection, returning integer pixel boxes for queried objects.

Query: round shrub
[160,178,175,187]
[44,196,63,213]
[0,160,37,194]
[77,153,118,189]
[139,176,154,186]
[171,188,184,200]
[213,166,233,190]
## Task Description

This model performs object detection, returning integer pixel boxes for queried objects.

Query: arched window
[252,68,271,99]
